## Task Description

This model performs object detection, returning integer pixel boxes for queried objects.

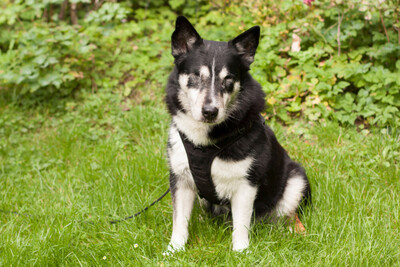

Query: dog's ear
[171,16,203,58]
[230,26,260,67]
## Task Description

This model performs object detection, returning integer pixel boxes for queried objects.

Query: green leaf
[34,54,47,66]
[275,66,286,78]
[169,0,185,9]
[336,81,350,89]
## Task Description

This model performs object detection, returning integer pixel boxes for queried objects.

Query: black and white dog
[165,16,311,253]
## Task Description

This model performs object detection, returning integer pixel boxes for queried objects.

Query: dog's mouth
[202,118,218,124]
[200,114,226,125]
[188,102,228,125]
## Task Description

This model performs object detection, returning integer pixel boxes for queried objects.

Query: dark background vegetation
[1,0,400,127]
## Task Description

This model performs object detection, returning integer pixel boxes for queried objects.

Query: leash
[0,188,170,224]
[109,188,170,224]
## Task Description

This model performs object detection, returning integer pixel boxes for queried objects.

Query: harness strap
[179,131,222,204]
[178,120,257,205]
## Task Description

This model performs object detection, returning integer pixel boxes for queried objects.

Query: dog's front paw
[162,242,185,256]
[232,243,249,252]
[232,239,249,252]
[232,230,249,252]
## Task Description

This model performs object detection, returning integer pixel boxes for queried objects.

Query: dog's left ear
[171,16,203,58]
[230,26,260,67]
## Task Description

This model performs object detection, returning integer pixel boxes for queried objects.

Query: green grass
[1,90,399,266]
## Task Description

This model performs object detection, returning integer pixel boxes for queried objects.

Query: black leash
[0,188,170,224]
[109,188,170,224]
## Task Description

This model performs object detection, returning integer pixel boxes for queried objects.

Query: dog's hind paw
[288,214,307,235]
[294,214,307,234]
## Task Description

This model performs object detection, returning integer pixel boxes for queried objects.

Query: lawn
[0,89,399,266]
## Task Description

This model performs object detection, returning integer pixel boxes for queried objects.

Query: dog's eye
[223,76,235,91]
[188,74,200,88]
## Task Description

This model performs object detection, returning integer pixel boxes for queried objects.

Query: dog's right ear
[171,16,202,58]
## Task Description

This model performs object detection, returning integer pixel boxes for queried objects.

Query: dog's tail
[298,174,312,216]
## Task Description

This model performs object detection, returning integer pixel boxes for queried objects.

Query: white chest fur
[173,112,212,146]
[211,156,254,200]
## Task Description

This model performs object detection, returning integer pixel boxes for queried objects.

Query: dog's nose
[202,105,218,121]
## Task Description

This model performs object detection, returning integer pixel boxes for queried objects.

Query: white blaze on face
[210,57,217,106]
[205,57,226,123]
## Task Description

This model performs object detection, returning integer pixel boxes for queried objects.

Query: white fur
[274,174,306,217]
[219,67,228,80]
[168,186,196,252]
[167,125,195,187]
[211,156,254,200]
[231,182,257,251]
[178,74,189,92]
[165,125,196,255]
[200,65,210,78]
[190,89,207,121]
[210,57,216,104]
[233,81,240,92]
[173,111,212,146]
[178,73,206,122]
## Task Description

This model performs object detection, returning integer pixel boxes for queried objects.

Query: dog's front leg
[167,180,196,253]
[230,183,257,251]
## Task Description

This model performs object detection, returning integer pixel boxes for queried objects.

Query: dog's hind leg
[273,168,310,234]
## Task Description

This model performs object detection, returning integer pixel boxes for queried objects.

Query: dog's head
[171,16,260,124]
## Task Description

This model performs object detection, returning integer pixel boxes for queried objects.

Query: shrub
[0,0,399,127]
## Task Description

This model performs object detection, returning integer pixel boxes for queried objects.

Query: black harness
[178,118,261,205]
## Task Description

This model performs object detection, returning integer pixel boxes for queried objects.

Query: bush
[246,0,400,127]
[0,0,399,127]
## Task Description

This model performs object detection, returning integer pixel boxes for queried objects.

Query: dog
[165,16,311,253]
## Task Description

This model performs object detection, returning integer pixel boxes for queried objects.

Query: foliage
[0,24,95,96]
[0,0,399,127]
[244,0,400,127]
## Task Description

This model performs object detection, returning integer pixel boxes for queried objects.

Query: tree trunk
[70,2,78,25]
[59,0,69,21]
